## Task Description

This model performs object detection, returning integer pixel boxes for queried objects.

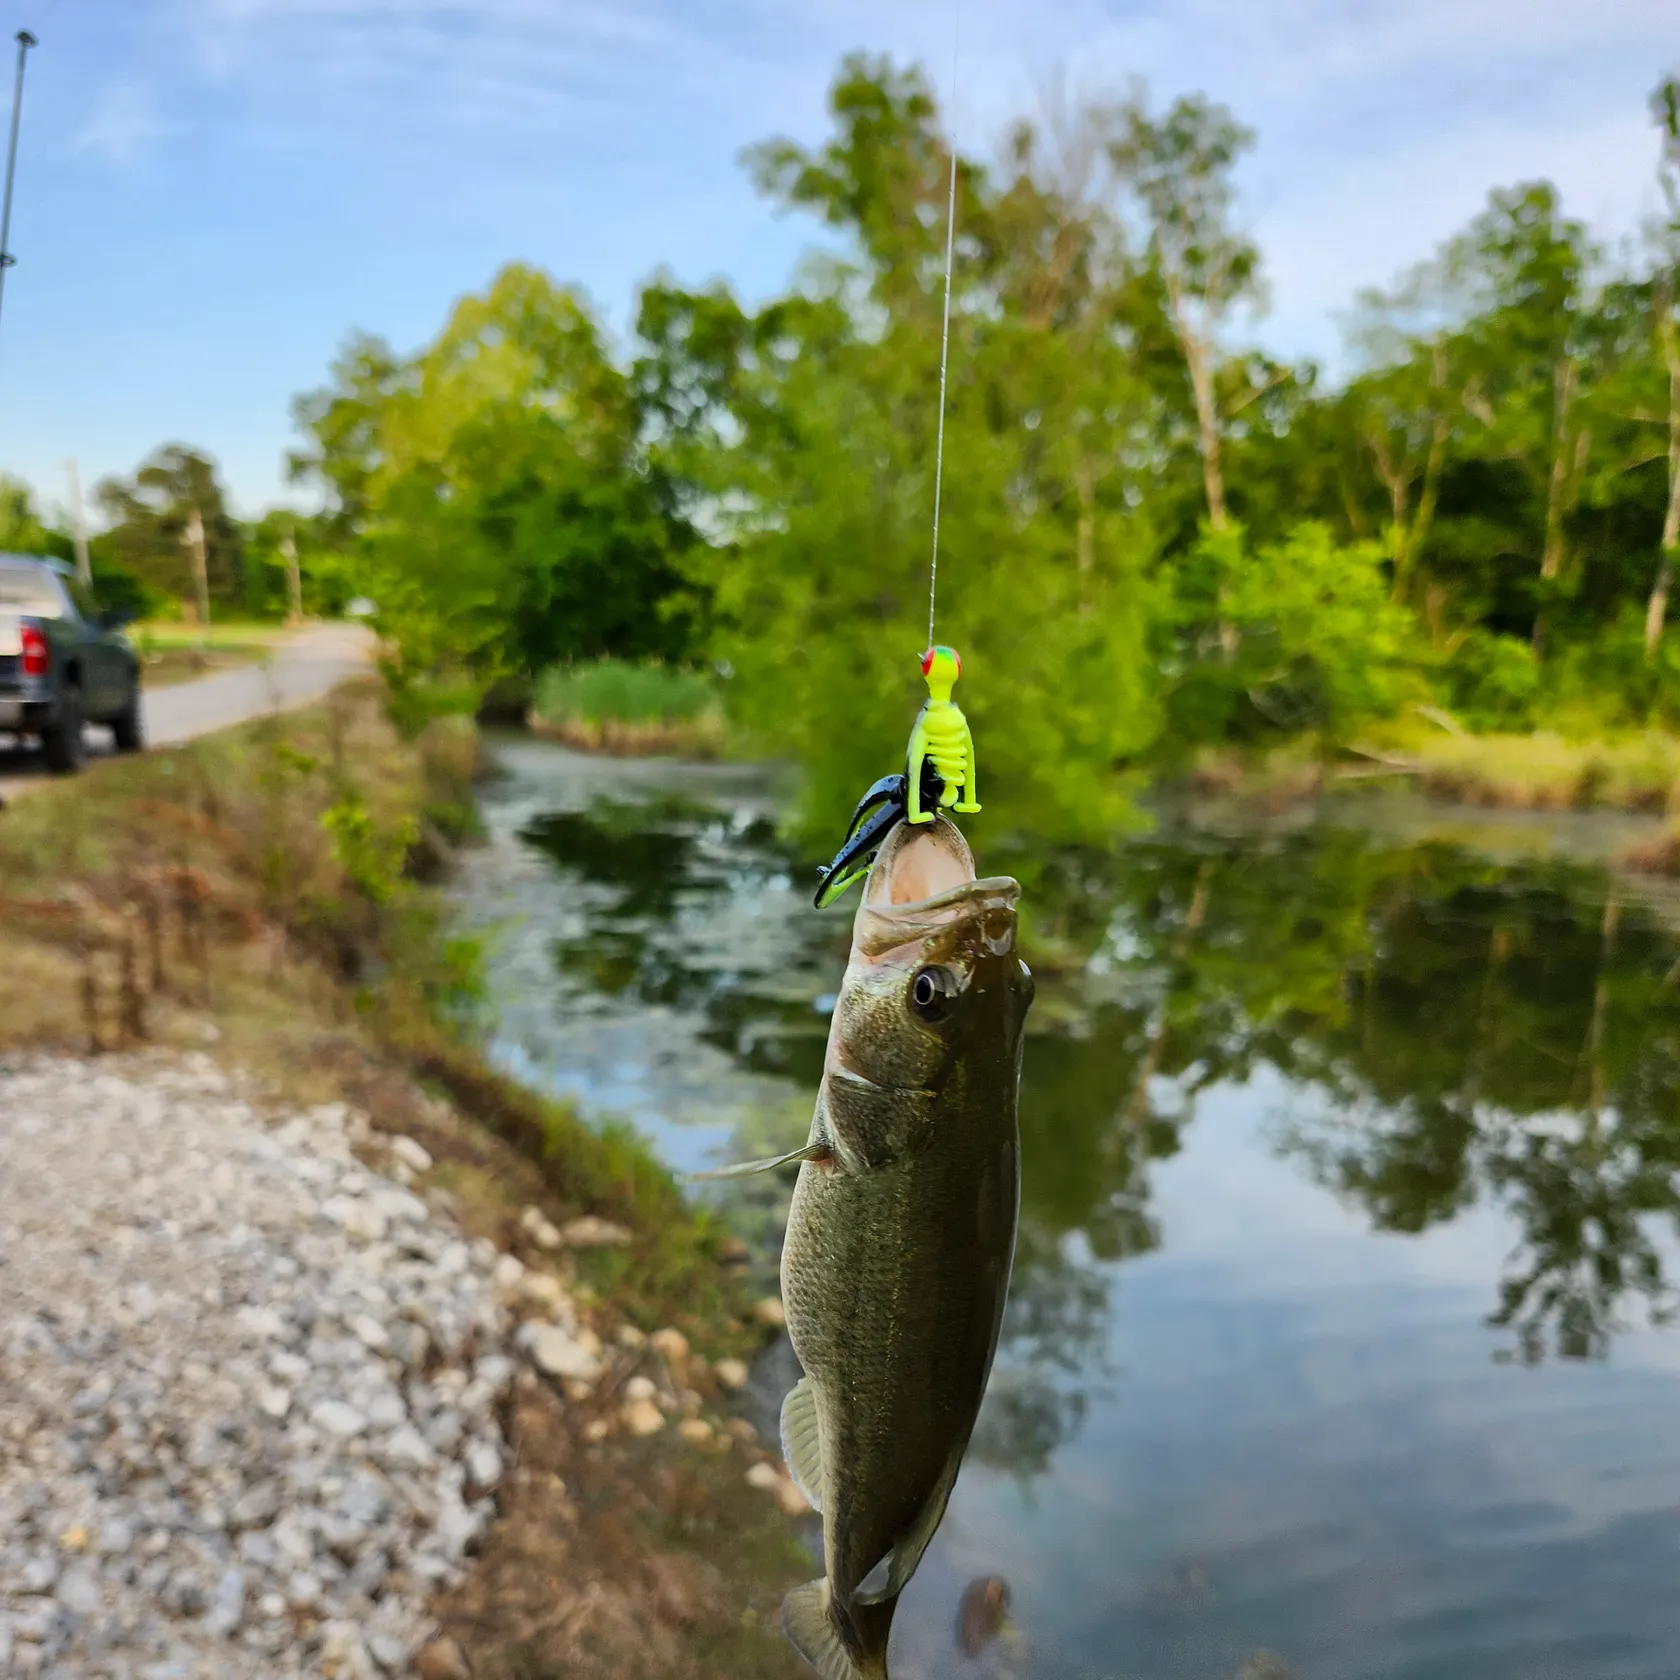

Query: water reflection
[456,745,1680,1678]
[497,775,1680,1384]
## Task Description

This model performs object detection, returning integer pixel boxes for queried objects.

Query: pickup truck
[0,554,144,773]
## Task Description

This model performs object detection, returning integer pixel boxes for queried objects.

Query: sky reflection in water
[455,741,1680,1680]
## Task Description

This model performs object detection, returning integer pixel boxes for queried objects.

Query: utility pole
[64,458,91,585]
[185,506,210,649]
[280,528,302,626]
[0,31,37,356]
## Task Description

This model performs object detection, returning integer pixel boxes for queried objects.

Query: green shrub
[1442,631,1541,731]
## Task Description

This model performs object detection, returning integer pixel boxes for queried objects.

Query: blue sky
[0,0,1672,519]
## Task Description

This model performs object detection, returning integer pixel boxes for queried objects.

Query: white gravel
[0,1053,519,1678]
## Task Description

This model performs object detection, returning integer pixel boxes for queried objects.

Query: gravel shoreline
[0,1054,518,1679]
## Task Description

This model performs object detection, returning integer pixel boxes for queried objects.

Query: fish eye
[910,965,957,1021]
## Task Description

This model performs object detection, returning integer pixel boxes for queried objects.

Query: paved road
[0,623,372,794]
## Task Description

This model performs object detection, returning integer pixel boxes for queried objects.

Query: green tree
[643,55,1166,840]
[292,264,700,696]
[95,446,244,615]
[1109,90,1262,533]
[0,474,54,553]
[1641,74,1680,656]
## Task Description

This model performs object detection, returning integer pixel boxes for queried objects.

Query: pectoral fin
[853,1455,961,1606]
[779,1377,823,1514]
[682,1141,831,1183]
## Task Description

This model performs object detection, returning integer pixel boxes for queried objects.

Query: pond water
[455,737,1680,1680]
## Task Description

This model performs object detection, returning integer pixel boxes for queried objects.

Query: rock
[350,1314,390,1352]
[582,1418,611,1444]
[369,1632,409,1672]
[713,1357,750,1390]
[616,1324,647,1350]
[624,1374,659,1404]
[206,1566,246,1636]
[1237,1655,1298,1680]
[745,1461,809,1516]
[559,1216,632,1249]
[311,1399,369,1439]
[322,1195,389,1244]
[522,1323,602,1383]
[18,1555,58,1593]
[677,1418,714,1445]
[55,1561,101,1616]
[388,1135,433,1174]
[320,1620,376,1677]
[465,1439,503,1488]
[718,1235,751,1264]
[519,1206,563,1250]
[649,1326,690,1365]
[621,1397,665,1437]
[415,1636,474,1680]
[726,1417,758,1444]
[375,1423,434,1471]
[229,1482,281,1530]
[518,1272,568,1313]
[0,1057,526,1678]
[752,1296,787,1329]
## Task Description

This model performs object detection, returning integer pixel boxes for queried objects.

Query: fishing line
[927,19,960,652]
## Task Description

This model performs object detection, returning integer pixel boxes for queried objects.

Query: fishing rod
[813,29,982,907]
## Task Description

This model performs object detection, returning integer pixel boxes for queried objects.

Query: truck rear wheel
[42,687,85,774]
[111,686,145,754]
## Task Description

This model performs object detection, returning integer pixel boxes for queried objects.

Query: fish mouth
[854,817,1020,962]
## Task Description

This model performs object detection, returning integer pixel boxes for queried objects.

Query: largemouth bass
[776,815,1031,1680]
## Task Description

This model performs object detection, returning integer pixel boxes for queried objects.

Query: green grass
[534,659,718,725]
[134,620,294,651]
[531,660,726,756]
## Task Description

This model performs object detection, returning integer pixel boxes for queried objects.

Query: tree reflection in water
[520,793,1680,1481]
[1003,830,1680,1384]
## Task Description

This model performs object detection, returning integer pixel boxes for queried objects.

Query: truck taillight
[20,624,48,677]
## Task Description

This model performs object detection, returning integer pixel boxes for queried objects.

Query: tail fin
[781,1579,889,1680]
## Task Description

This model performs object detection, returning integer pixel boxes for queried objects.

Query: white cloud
[72,83,168,166]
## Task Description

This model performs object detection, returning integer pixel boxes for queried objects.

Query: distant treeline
[8,57,1679,830]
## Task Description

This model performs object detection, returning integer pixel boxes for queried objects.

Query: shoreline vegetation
[527,658,727,757]
[527,657,1680,875]
[0,685,813,1679]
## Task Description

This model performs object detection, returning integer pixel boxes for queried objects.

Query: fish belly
[781,1104,1017,1609]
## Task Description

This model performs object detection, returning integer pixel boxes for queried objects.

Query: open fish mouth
[854,818,1020,963]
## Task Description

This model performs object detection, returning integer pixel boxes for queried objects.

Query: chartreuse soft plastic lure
[905,644,979,824]
[812,646,980,908]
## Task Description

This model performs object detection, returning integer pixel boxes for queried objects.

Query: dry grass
[1176,726,1680,817]
[1406,731,1680,813]
[529,714,728,758]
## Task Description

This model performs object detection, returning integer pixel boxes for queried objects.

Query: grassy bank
[0,686,811,1679]
[1182,723,1680,819]
[531,659,726,756]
